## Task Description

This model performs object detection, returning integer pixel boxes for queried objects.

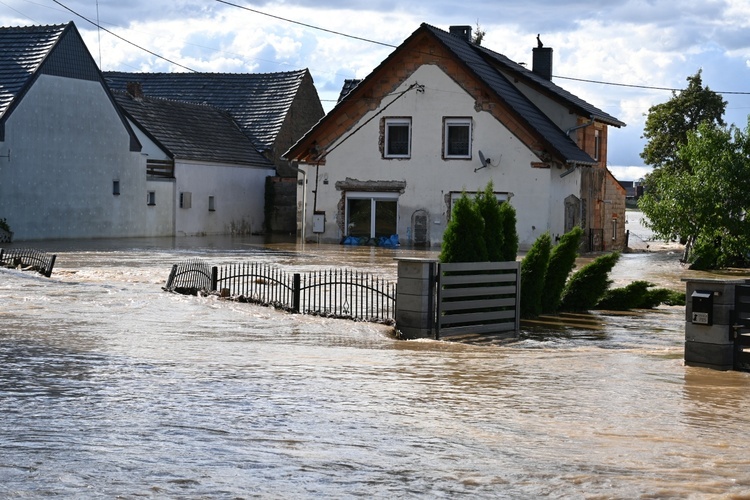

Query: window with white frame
[384,117,411,158]
[444,118,472,158]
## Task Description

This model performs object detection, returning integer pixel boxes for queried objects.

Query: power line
[553,74,750,96]
[214,0,397,49]
[51,0,199,73]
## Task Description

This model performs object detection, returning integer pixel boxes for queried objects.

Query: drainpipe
[290,162,307,243]
[566,118,595,137]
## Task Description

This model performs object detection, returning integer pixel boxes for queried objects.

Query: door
[346,192,398,240]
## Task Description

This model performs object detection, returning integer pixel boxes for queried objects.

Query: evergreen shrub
[559,252,620,311]
[520,232,551,318]
[541,226,583,313]
[439,192,487,263]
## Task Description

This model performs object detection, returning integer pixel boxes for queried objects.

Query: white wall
[302,64,577,249]
[174,160,274,236]
[0,74,146,240]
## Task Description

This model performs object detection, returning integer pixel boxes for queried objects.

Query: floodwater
[1,228,750,498]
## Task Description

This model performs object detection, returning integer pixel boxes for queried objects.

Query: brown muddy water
[1,229,749,498]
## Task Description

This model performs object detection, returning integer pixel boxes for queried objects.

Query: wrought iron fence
[164,260,396,324]
[0,248,57,277]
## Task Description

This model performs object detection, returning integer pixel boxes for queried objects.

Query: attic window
[444,117,472,159]
[384,117,411,158]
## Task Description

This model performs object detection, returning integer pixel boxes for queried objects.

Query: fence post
[211,266,218,292]
[292,273,301,313]
[166,264,177,289]
[45,255,56,277]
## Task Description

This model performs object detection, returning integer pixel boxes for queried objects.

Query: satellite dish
[475,150,491,172]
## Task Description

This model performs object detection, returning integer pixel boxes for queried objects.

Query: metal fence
[164,260,396,324]
[0,248,57,277]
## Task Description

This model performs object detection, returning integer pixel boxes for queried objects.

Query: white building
[285,24,627,252]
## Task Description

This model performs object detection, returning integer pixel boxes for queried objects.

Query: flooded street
[1,230,750,498]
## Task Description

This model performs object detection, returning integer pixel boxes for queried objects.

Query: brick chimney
[449,25,472,42]
[126,81,144,100]
[532,35,553,80]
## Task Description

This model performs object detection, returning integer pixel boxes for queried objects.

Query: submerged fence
[164,260,396,324]
[0,248,56,277]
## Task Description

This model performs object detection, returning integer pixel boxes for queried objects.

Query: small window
[444,118,472,158]
[112,180,120,196]
[147,191,156,206]
[208,196,215,212]
[384,118,411,158]
[180,192,192,209]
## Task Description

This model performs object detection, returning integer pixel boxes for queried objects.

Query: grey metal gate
[732,284,750,371]
[436,261,520,340]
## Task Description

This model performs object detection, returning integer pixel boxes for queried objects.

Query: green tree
[559,252,620,311]
[475,181,504,261]
[639,121,750,268]
[541,226,583,313]
[520,232,551,318]
[498,202,518,262]
[439,192,487,263]
[640,70,726,175]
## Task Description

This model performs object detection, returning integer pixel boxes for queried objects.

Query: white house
[284,24,627,252]
[0,22,280,241]
[114,85,275,237]
[0,23,146,241]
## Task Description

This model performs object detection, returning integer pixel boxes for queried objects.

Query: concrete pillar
[683,278,746,370]
[395,258,437,340]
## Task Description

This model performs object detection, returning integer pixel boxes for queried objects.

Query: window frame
[443,117,472,159]
[147,191,156,206]
[383,117,412,159]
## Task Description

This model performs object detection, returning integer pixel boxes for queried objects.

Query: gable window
[384,118,411,158]
[444,118,472,158]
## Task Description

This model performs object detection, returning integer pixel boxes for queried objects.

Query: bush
[520,232,551,318]
[439,192,487,263]
[475,182,504,261]
[596,280,686,309]
[541,226,583,313]
[559,252,620,311]
[499,202,518,262]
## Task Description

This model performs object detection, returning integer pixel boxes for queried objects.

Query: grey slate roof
[0,24,66,120]
[338,79,361,103]
[104,70,309,153]
[422,24,602,165]
[114,91,273,168]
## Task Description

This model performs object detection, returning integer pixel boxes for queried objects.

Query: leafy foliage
[596,280,685,310]
[640,70,726,175]
[498,202,518,262]
[439,192,487,263]
[541,227,583,313]
[559,252,620,311]
[0,218,9,233]
[520,232,551,318]
[475,181,505,261]
[639,121,750,268]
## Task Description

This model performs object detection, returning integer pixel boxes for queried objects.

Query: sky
[1,0,749,181]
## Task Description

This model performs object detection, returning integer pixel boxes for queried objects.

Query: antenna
[474,150,491,172]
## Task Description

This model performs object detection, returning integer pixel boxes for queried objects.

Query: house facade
[285,24,627,252]
[115,86,275,237]
[0,23,147,241]
[0,22,302,242]
[104,70,325,233]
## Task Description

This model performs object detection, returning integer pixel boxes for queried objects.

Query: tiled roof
[0,24,67,120]
[338,79,361,102]
[423,24,599,165]
[104,70,309,152]
[114,91,273,168]
[474,44,625,128]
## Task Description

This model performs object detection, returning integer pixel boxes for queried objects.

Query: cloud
[2,0,749,170]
